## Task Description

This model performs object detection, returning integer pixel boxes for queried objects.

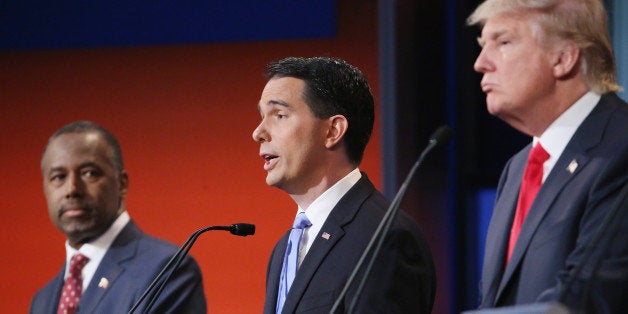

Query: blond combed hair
[467,0,622,93]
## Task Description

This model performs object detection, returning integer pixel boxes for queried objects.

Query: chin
[486,101,500,115]
[265,174,280,188]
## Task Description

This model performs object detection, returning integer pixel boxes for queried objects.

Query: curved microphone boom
[128,223,255,314]
[330,125,452,313]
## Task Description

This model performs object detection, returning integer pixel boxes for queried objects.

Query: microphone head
[230,223,255,236]
[429,125,453,145]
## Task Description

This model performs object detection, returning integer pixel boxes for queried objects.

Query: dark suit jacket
[479,93,628,313]
[263,174,436,313]
[30,220,206,313]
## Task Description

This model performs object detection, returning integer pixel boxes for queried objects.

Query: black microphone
[230,222,256,236]
[128,223,255,314]
[330,125,453,313]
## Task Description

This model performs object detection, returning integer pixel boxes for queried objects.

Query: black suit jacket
[30,220,207,313]
[263,174,436,313]
[479,93,628,313]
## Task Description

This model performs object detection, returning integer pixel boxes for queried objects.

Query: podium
[462,302,572,314]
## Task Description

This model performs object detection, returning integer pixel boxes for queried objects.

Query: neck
[289,166,356,210]
[514,81,590,137]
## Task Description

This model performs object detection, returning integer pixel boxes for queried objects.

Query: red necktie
[58,253,90,314]
[507,143,549,263]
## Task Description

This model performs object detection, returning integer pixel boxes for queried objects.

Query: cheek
[98,183,121,202]
[514,67,554,102]
[44,187,60,207]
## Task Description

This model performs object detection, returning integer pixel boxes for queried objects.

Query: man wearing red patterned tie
[468,0,628,312]
[30,121,206,313]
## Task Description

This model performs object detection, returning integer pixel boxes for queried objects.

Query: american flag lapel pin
[567,159,578,174]
[321,232,331,240]
[98,277,109,289]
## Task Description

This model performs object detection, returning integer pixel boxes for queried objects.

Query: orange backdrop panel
[0,1,380,312]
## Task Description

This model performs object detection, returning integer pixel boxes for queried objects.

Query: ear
[118,171,130,198]
[324,115,348,149]
[551,41,580,78]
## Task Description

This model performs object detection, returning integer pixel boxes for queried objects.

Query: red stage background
[0,1,383,312]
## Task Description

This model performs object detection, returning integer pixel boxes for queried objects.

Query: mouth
[260,153,279,171]
[59,205,90,219]
[480,80,494,93]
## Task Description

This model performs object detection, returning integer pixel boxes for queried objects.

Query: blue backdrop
[0,0,336,50]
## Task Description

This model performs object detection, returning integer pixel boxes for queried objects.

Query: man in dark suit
[30,121,206,313]
[468,0,628,312]
[252,57,436,313]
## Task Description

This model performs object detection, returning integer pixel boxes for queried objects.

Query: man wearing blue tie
[252,57,436,313]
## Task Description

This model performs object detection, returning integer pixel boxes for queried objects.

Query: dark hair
[42,121,124,171]
[265,57,375,165]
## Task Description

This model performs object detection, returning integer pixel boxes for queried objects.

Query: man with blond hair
[468,0,627,312]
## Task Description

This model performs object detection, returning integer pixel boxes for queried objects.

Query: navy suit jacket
[30,220,207,314]
[263,174,436,313]
[479,93,628,312]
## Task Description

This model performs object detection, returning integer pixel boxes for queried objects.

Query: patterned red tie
[58,253,90,314]
[507,143,550,263]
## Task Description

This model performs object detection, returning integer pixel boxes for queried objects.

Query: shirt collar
[299,168,362,225]
[64,211,131,281]
[534,91,600,180]
[297,168,362,265]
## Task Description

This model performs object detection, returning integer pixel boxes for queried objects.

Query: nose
[473,48,494,73]
[65,172,84,198]
[252,121,268,143]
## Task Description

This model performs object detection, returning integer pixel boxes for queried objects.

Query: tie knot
[529,143,550,164]
[69,254,90,275]
[292,212,312,229]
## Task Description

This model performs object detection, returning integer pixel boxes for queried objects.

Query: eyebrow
[257,99,290,112]
[477,29,508,47]
[46,166,66,175]
[46,162,102,175]
[476,37,485,47]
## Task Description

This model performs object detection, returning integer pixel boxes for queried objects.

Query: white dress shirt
[534,92,600,182]
[295,168,362,266]
[63,211,130,291]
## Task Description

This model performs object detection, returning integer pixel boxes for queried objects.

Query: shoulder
[30,270,64,313]
[113,222,201,272]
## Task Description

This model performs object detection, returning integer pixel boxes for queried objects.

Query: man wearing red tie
[30,121,206,313]
[468,0,628,312]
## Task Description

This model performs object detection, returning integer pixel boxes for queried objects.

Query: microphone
[128,223,255,314]
[330,125,453,313]
[230,223,256,236]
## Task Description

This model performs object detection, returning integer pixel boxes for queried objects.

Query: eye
[50,173,66,183]
[276,113,287,119]
[82,168,103,180]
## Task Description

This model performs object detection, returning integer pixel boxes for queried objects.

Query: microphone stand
[128,224,254,314]
[330,125,452,313]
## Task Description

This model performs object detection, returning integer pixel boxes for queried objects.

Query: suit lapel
[498,150,589,298]
[44,270,66,313]
[79,221,141,313]
[482,150,527,307]
[281,175,374,313]
[264,231,290,314]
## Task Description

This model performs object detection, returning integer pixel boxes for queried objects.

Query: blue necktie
[276,212,312,314]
